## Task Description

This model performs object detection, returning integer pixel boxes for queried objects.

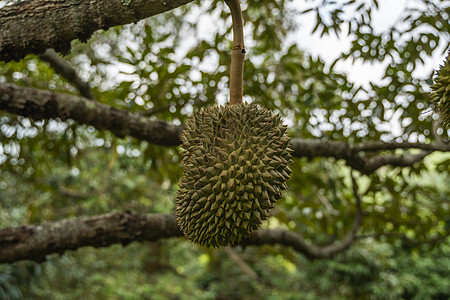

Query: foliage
[1,239,450,299]
[431,51,450,128]
[0,0,449,298]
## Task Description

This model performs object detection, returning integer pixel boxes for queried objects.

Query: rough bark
[290,138,441,174]
[0,212,182,263]
[0,212,361,263]
[1,82,449,172]
[0,0,194,62]
[0,82,183,146]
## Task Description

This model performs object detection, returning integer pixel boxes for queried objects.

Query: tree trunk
[0,0,194,62]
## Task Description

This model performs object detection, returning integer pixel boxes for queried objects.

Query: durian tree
[0,0,450,298]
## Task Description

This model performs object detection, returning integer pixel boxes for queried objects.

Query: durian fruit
[431,51,450,129]
[176,103,293,248]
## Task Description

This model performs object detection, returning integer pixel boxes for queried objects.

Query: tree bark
[0,82,183,146]
[0,212,183,263]
[0,211,361,263]
[0,0,194,62]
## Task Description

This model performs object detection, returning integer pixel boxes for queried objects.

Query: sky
[291,0,448,88]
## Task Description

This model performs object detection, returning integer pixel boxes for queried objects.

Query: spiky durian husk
[176,103,293,248]
[431,51,450,129]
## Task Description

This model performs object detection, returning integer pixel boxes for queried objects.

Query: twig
[225,0,245,105]
[316,193,340,216]
[224,247,261,282]
[39,49,95,100]
[432,119,444,144]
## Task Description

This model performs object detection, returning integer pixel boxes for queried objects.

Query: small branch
[59,187,91,199]
[350,170,363,218]
[224,247,261,282]
[225,0,245,105]
[39,49,95,100]
[432,119,444,144]
[316,193,340,216]
[244,228,353,260]
[364,151,432,173]
[290,138,445,174]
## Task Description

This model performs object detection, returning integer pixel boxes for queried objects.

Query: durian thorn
[225,0,245,105]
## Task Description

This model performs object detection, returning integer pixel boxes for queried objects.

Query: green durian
[431,51,450,128]
[176,103,293,248]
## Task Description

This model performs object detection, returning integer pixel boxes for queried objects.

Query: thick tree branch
[290,138,354,160]
[353,141,449,152]
[0,82,182,147]
[0,0,194,62]
[0,212,182,263]
[289,139,443,174]
[39,49,95,100]
[0,208,363,264]
[1,83,448,173]
[364,151,432,173]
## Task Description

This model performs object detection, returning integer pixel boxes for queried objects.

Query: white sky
[188,0,448,92]
[291,0,448,88]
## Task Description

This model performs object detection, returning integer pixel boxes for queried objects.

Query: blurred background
[0,0,449,299]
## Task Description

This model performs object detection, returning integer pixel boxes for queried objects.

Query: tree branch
[0,195,361,264]
[39,49,95,100]
[0,82,182,147]
[225,0,245,105]
[243,172,363,259]
[224,247,261,282]
[0,0,194,62]
[364,151,432,173]
[1,82,448,173]
[0,212,182,264]
[289,138,445,174]
[353,141,449,152]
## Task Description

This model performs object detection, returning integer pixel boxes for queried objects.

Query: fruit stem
[225,0,245,105]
